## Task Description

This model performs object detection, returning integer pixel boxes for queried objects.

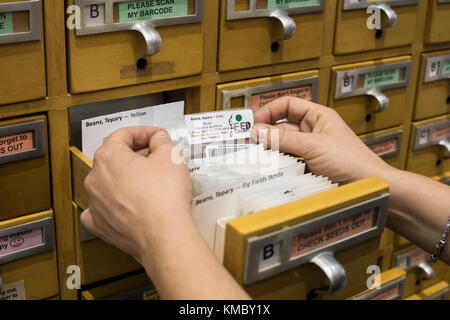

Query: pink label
[369,139,397,157]
[0,131,34,156]
[251,85,312,108]
[369,284,400,300]
[431,126,450,142]
[410,249,429,265]
[290,209,377,259]
[0,228,43,257]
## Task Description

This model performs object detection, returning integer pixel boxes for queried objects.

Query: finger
[135,147,150,157]
[251,123,316,157]
[80,209,101,237]
[104,126,162,152]
[274,122,300,132]
[149,129,174,154]
[253,97,326,127]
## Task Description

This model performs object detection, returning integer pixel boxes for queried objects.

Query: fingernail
[153,130,170,140]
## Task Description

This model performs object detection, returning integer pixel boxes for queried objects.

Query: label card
[268,0,320,9]
[368,139,397,158]
[443,60,450,75]
[0,281,26,300]
[290,209,377,259]
[86,4,105,26]
[431,125,450,142]
[0,228,43,257]
[0,131,34,157]
[369,284,401,300]
[119,0,188,22]
[251,86,312,108]
[364,69,400,89]
[259,241,282,272]
[0,12,13,35]
[81,101,184,160]
[185,109,254,145]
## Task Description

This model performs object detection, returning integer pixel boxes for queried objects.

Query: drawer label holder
[221,76,319,110]
[0,0,41,44]
[352,275,406,300]
[226,0,326,41]
[242,193,389,293]
[414,119,450,161]
[74,0,204,57]
[363,130,403,159]
[0,217,54,265]
[424,54,450,83]
[396,248,435,281]
[335,61,411,114]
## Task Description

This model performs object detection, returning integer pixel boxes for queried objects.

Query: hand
[252,97,391,184]
[81,126,193,262]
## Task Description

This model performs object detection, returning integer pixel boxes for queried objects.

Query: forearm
[378,167,450,264]
[141,215,251,300]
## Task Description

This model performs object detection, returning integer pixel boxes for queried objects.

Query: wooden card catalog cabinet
[335,0,420,55]
[394,247,447,297]
[216,70,319,110]
[407,116,449,177]
[331,57,412,135]
[218,0,326,71]
[223,177,390,300]
[0,0,45,105]
[0,115,51,221]
[415,51,450,120]
[424,0,450,44]
[350,268,406,300]
[0,210,58,300]
[67,0,204,93]
[404,281,449,300]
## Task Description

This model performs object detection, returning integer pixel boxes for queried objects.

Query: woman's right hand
[252,97,392,185]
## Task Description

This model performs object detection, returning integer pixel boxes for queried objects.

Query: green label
[0,12,13,35]
[119,0,188,22]
[364,69,400,89]
[268,0,320,9]
[442,60,450,75]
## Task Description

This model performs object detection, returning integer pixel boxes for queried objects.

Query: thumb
[149,129,173,153]
[251,123,316,157]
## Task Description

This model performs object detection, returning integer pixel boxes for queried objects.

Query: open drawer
[222,177,390,300]
[0,209,58,300]
[81,272,158,300]
[73,202,143,286]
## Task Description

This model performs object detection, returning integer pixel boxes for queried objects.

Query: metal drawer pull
[366,87,390,114]
[376,4,398,29]
[269,10,296,41]
[132,22,162,57]
[417,261,434,281]
[311,252,347,295]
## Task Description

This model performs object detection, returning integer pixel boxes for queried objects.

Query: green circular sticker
[235,114,243,122]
